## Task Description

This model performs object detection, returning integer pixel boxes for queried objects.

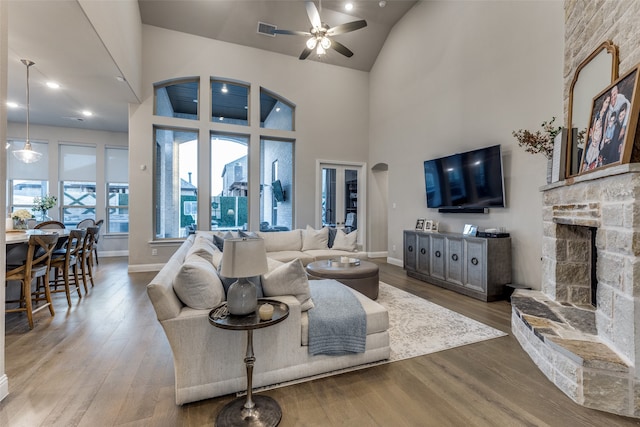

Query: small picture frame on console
[463,224,478,236]
[423,220,433,231]
[415,218,426,231]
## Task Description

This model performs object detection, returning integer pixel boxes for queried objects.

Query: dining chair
[26,218,38,229]
[78,227,99,291]
[48,229,86,306]
[5,233,59,329]
[93,219,104,265]
[76,218,95,229]
[34,220,65,229]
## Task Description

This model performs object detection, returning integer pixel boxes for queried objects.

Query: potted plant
[32,194,58,221]
[512,117,562,182]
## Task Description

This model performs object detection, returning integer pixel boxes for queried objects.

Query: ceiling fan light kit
[274,0,367,60]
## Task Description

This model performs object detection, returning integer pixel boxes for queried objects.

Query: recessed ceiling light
[6,101,18,108]
[82,110,93,117]
[46,81,60,89]
[345,3,354,11]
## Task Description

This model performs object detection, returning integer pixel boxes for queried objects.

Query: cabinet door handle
[451,253,459,262]
[435,250,441,258]
[471,257,479,265]
[408,245,413,252]
[420,248,426,255]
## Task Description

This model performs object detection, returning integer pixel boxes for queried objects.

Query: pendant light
[13,59,42,164]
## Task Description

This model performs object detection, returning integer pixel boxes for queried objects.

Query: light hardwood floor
[2,257,640,426]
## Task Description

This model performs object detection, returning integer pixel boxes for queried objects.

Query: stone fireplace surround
[511,164,640,418]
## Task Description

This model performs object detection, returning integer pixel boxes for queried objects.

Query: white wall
[128,25,370,268]
[369,0,565,288]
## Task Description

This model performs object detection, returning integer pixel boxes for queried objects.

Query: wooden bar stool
[79,227,98,291]
[5,233,59,329]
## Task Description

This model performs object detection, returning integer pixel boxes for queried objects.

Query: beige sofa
[147,233,389,405]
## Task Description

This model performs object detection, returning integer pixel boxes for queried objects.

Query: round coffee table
[306,259,379,300]
[209,299,289,427]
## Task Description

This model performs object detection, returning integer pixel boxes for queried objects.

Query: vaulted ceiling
[6,0,416,133]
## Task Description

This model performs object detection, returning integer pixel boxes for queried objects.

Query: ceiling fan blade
[299,47,313,60]
[305,1,322,29]
[327,20,367,36]
[329,40,354,58]
[273,29,311,36]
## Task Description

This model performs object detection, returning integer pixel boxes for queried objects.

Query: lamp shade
[220,238,268,278]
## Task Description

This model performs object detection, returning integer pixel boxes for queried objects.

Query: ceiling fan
[274,1,367,60]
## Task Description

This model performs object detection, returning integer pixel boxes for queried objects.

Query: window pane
[260,89,294,131]
[211,80,249,126]
[107,183,129,233]
[155,127,198,239]
[106,147,128,181]
[211,133,248,230]
[10,179,49,211]
[62,181,96,227]
[260,139,293,231]
[154,79,199,120]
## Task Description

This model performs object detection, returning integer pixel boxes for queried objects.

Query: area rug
[249,282,507,393]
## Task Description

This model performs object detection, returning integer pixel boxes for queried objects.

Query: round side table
[209,299,289,427]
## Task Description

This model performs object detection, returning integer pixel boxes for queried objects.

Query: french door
[318,163,363,235]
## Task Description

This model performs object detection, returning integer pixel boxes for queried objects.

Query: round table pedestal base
[216,395,281,427]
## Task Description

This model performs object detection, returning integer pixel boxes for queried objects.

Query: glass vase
[13,218,28,230]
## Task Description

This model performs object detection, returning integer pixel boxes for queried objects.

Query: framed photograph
[579,64,640,174]
[424,220,433,231]
[463,224,478,236]
[415,218,426,231]
[431,221,439,232]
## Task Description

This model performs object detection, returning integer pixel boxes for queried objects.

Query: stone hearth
[511,164,640,418]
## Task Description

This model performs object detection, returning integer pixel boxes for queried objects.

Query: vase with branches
[32,194,58,221]
[512,117,562,160]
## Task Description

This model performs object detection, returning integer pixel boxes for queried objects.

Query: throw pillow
[186,235,219,262]
[332,229,357,251]
[328,227,337,248]
[239,230,258,238]
[173,255,225,309]
[301,225,329,251]
[213,231,235,251]
[261,259,314,311]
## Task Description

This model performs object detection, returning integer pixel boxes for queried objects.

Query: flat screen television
[272,179,285,202]
[423,144,505,211]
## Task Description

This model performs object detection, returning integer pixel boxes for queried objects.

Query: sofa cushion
[266,251,315,266]
[258,230,302,252]
[173,254,225,310]
[186,234,220,262]
[262,259,314,311]
[302,225,329,251]
[332,229,357,251]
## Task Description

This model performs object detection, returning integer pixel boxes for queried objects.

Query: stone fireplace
[511,164,640,418]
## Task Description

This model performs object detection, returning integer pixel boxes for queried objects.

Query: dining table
[6,229,70,246]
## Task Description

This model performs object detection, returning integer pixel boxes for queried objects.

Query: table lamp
[220,237,269,315]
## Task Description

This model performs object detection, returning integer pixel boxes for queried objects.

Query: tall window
[153,76,296,239]
[260,139,293,231]
[59,144,96,227]
[211,133,249,230]
[154,127,198,239]
[7,140,49,214]
[106,147,129,233]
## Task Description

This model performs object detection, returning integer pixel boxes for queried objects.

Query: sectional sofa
[146,229,390,405]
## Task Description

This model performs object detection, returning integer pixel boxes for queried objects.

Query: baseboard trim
[0,373,9,402]
[367,251,388,259]
[99,250,128,258]
[128,263,165,273]
[387,257,403,267]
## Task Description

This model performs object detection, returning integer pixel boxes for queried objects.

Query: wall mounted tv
[423,144,505,213]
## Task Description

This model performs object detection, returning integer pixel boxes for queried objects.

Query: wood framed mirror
[566,41,619,177]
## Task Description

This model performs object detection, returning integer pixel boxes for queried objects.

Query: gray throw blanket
[308,280,367,355]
